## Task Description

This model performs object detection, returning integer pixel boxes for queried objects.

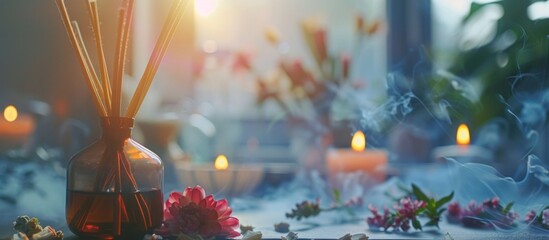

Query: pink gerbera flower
[155,186,240,238]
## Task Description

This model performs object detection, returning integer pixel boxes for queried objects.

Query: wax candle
[175,154,264,197]
[432,123,493,161]
[0,105,35,151]
[326,131,388,181]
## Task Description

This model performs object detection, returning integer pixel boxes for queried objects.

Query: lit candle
[214,154,229,170]
[432,123,493,161]
[0,105,35,151]
[326,131,388,181]
[175,154,264,197]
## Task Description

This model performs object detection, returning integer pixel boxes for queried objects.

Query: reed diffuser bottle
[55,0,185,237]
[66,117,163,239]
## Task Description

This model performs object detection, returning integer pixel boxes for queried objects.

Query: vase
[66,117,163,239]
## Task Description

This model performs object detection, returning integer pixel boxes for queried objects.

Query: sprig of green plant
[286,189,362,221]
[411,184,454,228]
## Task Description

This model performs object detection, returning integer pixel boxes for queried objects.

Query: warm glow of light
[456,124,470,146]
[351,131,366,152]
[214,154,229,170]
[202,40,218,53]
[3,105,18,122]
[195,0,217,17]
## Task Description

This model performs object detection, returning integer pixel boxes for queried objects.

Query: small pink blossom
[394,197,425,220]
[366,205,392,230]
[525,210,537,222]
[344,197,363,208]
[447,202,461,218]
[367,197,426,232]
[462,200,484,217]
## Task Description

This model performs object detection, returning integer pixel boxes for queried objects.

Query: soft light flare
[456,123,470,146]
[214,154,229,170]
[3,105,18,122]
[351,131,366,152]
[195,0,217,17]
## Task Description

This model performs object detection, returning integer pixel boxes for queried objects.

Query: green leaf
[412,219,422,231]
[397,183,412,196]
[424,220,437,227]
[502,202,514,214]
[436,191,454,208]
[333,189,341,204]
[385,216,396,230]
[412,184,429,202]
[437,208,447,215]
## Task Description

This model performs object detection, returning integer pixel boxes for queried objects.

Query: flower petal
[200,195,216,208]
[215,199,229,213]
[220,216,239,228]
[184,186,206,204]
[226,229,241,238]
[167,191,183,204]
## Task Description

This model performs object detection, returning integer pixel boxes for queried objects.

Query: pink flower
[344,197,363,208]
[462,200,484,217]
[394,197,425,219]
[482,197,499,209]
[525,210,537,222]
[366,205,392,230]
[156,186,240,238]
[447,202,461,218]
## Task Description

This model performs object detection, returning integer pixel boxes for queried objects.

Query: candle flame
[351,131,366,152]
[3,105,18,122]
[456,124,470,146]
[214,154,229,170]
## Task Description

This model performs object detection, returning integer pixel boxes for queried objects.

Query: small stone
[444,232,455,240]
[242,231,263,240]
[339,233,368,240]
[281,232,298,240]
[240,225,255,235]
[143,234,163,240]
[274,222,290,233]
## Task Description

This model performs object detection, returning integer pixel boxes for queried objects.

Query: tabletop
[2,198,549,240]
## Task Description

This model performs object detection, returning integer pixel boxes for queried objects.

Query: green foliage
[449,0,549,125]
[285,200,321,220]
[502,202,514,215]
[411,184,454,229]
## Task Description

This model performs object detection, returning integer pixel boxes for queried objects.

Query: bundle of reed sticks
[55,1,187,236]
[55,0,187,119]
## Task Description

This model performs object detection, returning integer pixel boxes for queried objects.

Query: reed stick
[72,21,106,106]
[55,0,107,116]
[112,0,135,117]
[125,0,186,118]
[87,0,112,113]
[112,9,126,117]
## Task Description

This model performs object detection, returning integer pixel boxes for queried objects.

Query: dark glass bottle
[66,117,163,239]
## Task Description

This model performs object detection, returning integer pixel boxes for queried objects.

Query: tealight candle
[0,105,35,151]
[326,131,388,181]
[175,154,264,197]
[432,123,493,162]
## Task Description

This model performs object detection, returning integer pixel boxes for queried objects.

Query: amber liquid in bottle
[67,190,163,239]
